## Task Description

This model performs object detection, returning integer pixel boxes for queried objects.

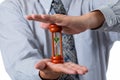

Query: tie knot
[51,0,66,14]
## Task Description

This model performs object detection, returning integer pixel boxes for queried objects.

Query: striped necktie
[50,0,79,80]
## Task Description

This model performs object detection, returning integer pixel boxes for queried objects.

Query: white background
[0,0,120,80]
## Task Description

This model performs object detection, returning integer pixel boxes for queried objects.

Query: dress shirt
[0,0,120,80]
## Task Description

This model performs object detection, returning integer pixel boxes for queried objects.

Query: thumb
[42,14,65,24]
[40,22,50,29]
[35,59,51,70]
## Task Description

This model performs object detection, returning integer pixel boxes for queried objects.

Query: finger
[62,26,81,34]
[77,66,88,74]
[35,59,51,70]
[38,14,67,25]
[26,14,41,20]
[46,62,77,74]
[30,14,50,22]
[65,62,88,75]
[62,28,76,34]
[26,14,34,20]
[38,14,62,24]
[40,22,50,29]
[26,14,69,29]
[26,14,51,23]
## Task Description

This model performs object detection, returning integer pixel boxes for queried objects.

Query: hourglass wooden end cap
[49,24,62,32]
[51,55,64,64]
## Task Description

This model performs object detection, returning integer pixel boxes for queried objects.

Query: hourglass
[49,24,64,64]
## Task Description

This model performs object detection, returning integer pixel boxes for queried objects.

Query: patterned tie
[50,0,79,80]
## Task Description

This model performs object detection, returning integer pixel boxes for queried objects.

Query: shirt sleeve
[95,0,120,32]
[0,1,42,80]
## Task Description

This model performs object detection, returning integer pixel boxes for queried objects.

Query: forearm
[80,10,105,30]
[39,71,60,80]
[90,0,120,32]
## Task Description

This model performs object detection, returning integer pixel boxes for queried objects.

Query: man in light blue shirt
[0,0,120,80]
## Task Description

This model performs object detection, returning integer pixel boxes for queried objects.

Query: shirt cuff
[34,70,42,80]
[92,3,118,31]
[98,5,116,27]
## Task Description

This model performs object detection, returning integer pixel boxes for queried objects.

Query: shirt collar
[39,0,53,14]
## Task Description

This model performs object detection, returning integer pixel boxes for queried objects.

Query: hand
[26,14,87,34]
[35,59,88,79]
[26,10,104,34]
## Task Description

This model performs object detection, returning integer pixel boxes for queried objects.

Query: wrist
[40,76,59,80]
[39,71,60,80]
